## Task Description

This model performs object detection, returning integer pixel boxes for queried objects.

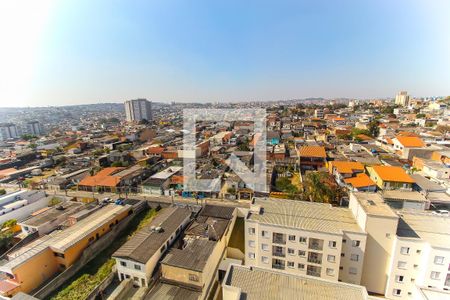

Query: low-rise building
[112,206,192,287]
[366,165,415,190]
[0,204,131,297]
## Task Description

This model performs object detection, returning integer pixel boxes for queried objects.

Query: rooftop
[395,136,425,148]
[248,198,364,234]
[344,173,376,188]
[162,239,216,272]
[223,264,369,300]
[350,192,397,218]
[368,165,415,183]
[298,145,326,158]
[396,211,450,248]
[383,190,428,203]
[113,207,191,264]
[330,161,365,174]
[19,201,84,227]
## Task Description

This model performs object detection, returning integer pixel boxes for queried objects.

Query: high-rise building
[124,99,152,122]
[0,123,19,141]
[395,91,410,106]
[25,121,43,136]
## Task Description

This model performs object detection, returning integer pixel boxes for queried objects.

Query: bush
[0,189,6,195]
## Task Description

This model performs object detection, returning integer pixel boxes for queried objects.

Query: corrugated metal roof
[113,207,191,264]
[224,265,368,300]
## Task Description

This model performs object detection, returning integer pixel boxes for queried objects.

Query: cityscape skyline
[1,0,449,107]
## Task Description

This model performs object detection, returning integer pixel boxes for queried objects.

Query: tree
[0,189,6,195]
[368,120,380,137]
[416,113,426,119]
[302,172,344,204]
[49,197,62,206]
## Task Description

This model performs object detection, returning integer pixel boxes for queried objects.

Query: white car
[432,210,449,216]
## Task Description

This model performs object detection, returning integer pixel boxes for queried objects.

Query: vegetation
[275,177,299,195]
[367,119,380,137]
[416,113,426,119]
[21,134,37,141]
[302,172,345,204]
[0,219,17,254]
[49,197,62,206]
[51,259,115,300]
[111,161,129,167]
[0,189,6,195]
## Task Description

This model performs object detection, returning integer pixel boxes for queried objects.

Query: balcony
[272,259,285,270]
[308,238,324,251]
[306,265,322,277]
[272,246,286,258]
[307,252,322,264]
[272,233,286,245]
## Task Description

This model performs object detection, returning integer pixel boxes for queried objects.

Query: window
[261,244,269,251]
[288,235,296,241]
[326,268,334,276]
[342,239,347,243]
[248,227,255,235]
[299,237,307,243]
[400,247,410,255]
[349,267,357,275]
[395,275,404,283]
[434,256,444,265]
[134,264,141,270]
[288,248,295,255]
[189,274,199,282]
[298,263,305,269]
[327,255,335,263]
[248,240,255,248]
[397,261,407,269]
[393,289,401,296]
[160,245,166,253]
[248,252,255,259]
[287,261,295,268]
[350,254,359,262]
[262,230,269,238]
[54,252,65,258]
[430,272,440,280]
[298,250,306,257]
[386,233,391,238]
[120,261,126,267]
[261,256,269,264]
[352,240,360,247]
[328,241,337,248]
[340,253,345,257]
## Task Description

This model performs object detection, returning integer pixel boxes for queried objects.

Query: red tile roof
[298,146,326,158]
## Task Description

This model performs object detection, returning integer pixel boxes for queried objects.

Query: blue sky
[0,0,449,107]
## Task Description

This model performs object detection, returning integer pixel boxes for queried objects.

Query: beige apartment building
[245,198,367,285]
[349,192,450,299]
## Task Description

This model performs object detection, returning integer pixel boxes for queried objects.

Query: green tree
[416,113,426,118]
[49,197,62,206]
[0,189,6,195]
[368,120,380,137]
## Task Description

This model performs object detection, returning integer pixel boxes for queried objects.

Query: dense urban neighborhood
[0,93,449,300]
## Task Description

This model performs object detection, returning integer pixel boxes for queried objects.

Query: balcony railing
[307,257,322,264]
[273,237,286,245]
[272,251,286,258]
[272,264,285,270]
[308,242,323,251]
[306,270,321,277]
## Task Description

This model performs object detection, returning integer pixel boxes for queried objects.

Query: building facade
[124,98,152,122]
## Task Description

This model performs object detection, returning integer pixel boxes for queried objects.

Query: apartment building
[386,212,450,299]
[349,192,399,295]
[245,198,367,285]
[124,98,152,122]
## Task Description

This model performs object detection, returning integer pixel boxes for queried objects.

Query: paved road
[47,189,251,208]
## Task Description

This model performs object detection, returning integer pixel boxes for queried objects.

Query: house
[328,161,365,183]
[392,136,426,159]
[141,166,183,195]
[113,207,192,287]
[344,173,377,192]
[298,145,326,171]
[366,165,414,190]
[153,205,236,300]
[78,167,123,192]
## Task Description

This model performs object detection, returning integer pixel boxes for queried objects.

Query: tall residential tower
[124,99,152,122]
